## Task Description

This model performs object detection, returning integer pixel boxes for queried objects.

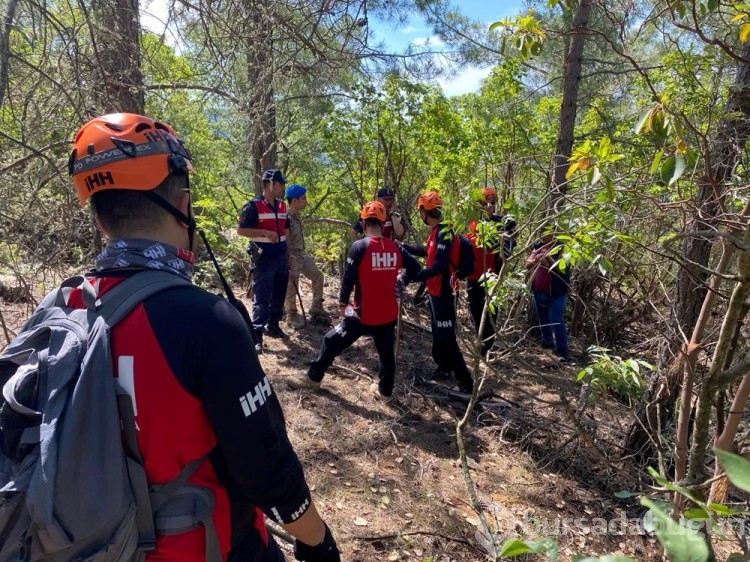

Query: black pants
[309,318,397,396]
[428,293,473,390]
[467,280,495,355]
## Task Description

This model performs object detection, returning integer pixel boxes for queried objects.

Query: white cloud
[412,35,446,48]
[140,0,169,34]
[436,65,493,97]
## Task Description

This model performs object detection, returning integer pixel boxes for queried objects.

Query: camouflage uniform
[285,211,327,322]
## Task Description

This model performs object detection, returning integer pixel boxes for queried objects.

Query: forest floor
[0,276,743,562]
[242,278,673,562]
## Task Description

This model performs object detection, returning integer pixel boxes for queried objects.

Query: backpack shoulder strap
[96,270,193,327]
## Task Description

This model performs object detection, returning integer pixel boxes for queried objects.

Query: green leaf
[706,502,741,516]
[683,507,710,520]
[635,107,653,134]
[669,155,686,185]
[499,537,557,558]
[489,21,503,31]
[498,538,535,556]
[660,156,676,185]
[598,136,611,158]
[614,490,637,499]
[715,449,750,492]
[641,498,709,562]
[649,149,664,174]
[604,176,615,201]
[707,0,719,11]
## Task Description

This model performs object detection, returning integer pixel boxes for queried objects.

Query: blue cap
[262,168,287,184]
[286,184,307,200]
[376,187,395,199]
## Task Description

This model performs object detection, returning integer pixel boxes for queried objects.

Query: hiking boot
[308,307,330,319]
[370,382,393,404]
[266,323,289,340]
[253,331,263,354]
[287,372,321,391]
[287,312,305,329]
[541,340,554,350]
[427,368,451,381]
[457,382,474,395]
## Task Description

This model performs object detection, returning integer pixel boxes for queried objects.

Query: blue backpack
[0,271,222,562]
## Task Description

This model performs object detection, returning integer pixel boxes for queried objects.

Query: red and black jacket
[466,219,500,282]
[340,236,421,325]
[67,272,310,562]
[405,222,460,298]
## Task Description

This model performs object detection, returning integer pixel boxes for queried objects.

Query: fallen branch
[353,529,475,547]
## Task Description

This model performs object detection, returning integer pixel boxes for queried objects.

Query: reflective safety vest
[248,198,287,254]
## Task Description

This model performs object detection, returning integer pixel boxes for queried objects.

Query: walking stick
[289,268,308,324]
[395,296,403,363]
[266,522,294,545]
[198,229,255,344]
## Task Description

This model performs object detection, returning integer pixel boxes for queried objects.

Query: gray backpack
[0,271,222,562]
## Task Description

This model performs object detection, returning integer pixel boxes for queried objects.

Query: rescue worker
[284,184,330,327]
[287,201,421,401]
[466,187,517,355]
[67,113,340,561]
[238,168,290,352]
[349,187,406,242]
[526,231,571,360]
[403,191,474,394]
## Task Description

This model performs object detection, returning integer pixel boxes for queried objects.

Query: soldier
[284,184,330,327]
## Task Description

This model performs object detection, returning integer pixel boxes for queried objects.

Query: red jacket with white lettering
[67,272,310,562]
[340,236,421,325]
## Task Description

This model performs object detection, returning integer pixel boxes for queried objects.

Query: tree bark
[625,44,750,458]
[91,0,145,113]
[245,0,277,193]
[548,0,593,215]
[0,0,18,107]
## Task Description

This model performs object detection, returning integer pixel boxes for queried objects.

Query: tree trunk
[548,0,593,215]
[91,0,145,113]
[625,43,750,458]
[0,0,19,107]
[246,0,277,193]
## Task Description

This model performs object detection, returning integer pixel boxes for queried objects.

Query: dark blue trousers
[251,252,288,332]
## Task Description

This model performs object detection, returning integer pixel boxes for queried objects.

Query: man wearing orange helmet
[465,187,517,355]
[403,191,474,394]
[67,114,340,562]
[288,201,421,401]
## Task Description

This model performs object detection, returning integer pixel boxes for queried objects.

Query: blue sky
[140,0,528,96]
[367,0,528,96]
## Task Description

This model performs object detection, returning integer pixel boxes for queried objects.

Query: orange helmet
[360,201,387,222]
[68,113,194,206]
[481,187,498,202]
[417,191,442,211]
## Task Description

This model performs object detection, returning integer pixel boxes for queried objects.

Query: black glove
[394,273,407,300]
[294,524,341,562]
